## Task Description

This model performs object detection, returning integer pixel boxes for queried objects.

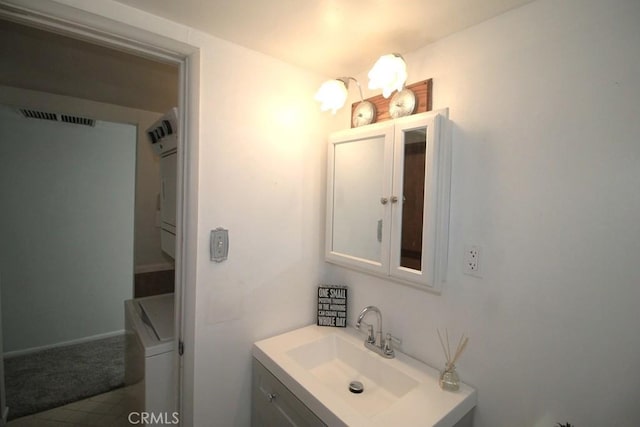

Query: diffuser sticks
[437,329,469,391]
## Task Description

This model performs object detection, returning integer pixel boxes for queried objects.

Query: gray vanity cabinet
[251,358,326,427]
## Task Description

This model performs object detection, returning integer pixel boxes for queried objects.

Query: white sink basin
[286,333,419,417]
[253,325,477,427]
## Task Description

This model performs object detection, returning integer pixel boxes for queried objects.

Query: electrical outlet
[463,245,481,276]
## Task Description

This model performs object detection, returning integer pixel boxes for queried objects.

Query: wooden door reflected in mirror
[400,128,426,271]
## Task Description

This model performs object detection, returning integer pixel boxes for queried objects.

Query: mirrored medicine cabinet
[325,110,452,292]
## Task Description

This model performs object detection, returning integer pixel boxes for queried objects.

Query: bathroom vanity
[252,325,476,427]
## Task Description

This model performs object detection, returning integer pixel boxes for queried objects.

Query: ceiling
[0,19,179,113]
[114,0,535,77]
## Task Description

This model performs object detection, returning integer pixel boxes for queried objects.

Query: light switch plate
[210,228,229,262]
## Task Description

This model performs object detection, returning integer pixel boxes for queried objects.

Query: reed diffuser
[437,329,469,391]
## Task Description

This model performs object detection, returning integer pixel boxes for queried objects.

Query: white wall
[0,86,168,273]
[0,105,136,352]
[190,36,327,426]
[327,0,640,426]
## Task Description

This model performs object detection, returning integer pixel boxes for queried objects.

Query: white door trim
[0,1,200,424]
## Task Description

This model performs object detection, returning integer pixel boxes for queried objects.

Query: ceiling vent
[18,109,95,127]
[60,114,95,126]
[20,109,57,121]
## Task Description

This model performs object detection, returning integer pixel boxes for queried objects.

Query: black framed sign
[317,285,347,327]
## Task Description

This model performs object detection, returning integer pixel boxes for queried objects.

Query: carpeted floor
[4,334,125,420]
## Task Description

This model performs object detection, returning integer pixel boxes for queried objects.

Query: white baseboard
[134,262,174,274]
[3,330,125,359]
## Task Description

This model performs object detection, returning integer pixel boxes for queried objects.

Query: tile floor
[7,388,131,427]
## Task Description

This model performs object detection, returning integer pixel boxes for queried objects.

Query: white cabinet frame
[325,110,452,292]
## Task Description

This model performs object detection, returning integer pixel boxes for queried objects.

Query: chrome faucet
[355,305,398,359]
[356,305,382,346]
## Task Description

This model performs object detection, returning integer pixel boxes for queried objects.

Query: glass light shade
[315,79,348,114]
[368,54,408,98]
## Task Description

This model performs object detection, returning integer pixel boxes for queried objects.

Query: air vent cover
[60,114,95,127]
[20,109,58,121]
[18,109,95,127]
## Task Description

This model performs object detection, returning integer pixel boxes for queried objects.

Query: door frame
[0,1,199,424]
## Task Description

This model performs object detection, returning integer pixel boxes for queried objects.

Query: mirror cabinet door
[390,114,440,287]
[326,123,393,273]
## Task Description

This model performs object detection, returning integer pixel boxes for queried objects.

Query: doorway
[0,13,190,424]
[0,108,137,420]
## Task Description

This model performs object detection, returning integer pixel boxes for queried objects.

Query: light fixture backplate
[352,101,377,127]
[389,88,417,119]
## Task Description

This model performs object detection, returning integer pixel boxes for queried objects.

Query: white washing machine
[124,293,176,417]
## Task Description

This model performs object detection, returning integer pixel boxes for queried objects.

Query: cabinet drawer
[252,358,325,427]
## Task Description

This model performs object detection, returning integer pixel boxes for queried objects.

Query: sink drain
[349,380,364,394]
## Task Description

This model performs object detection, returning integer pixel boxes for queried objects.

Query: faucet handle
[365,324,376,344]
[355,321,376,344]
[383,333,401,356]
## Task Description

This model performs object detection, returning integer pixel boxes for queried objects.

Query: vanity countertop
[253,324,476,427]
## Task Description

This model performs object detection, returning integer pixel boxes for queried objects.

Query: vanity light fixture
[369,53,417,119]
[315,79,349,114]
[315,77,377,127]
[367,53,408,98]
